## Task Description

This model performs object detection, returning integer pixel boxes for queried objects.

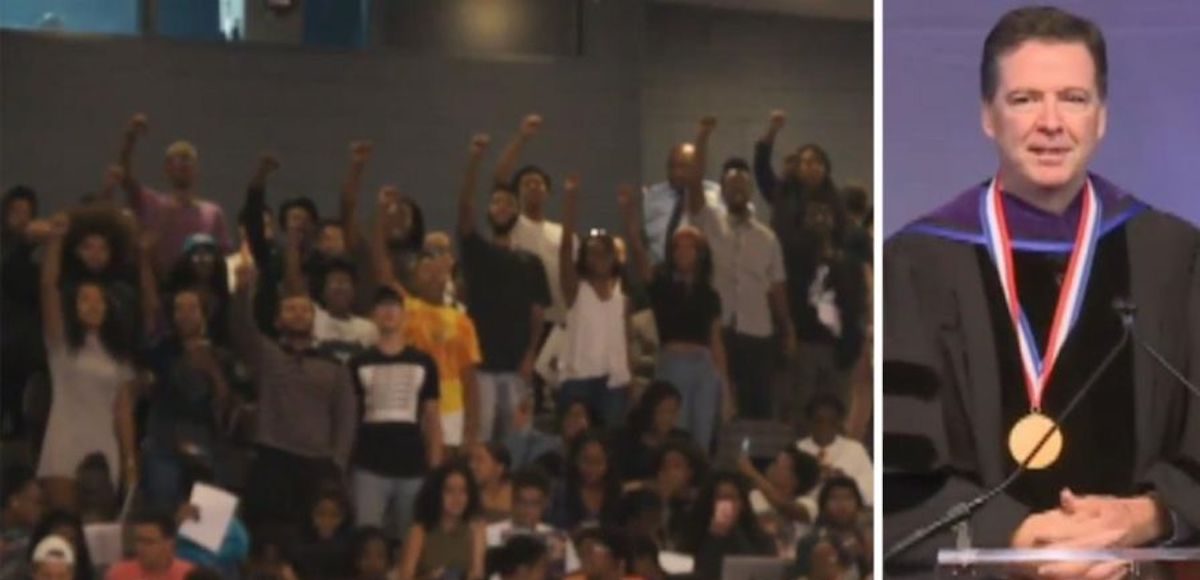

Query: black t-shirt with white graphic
[349,346,440,477]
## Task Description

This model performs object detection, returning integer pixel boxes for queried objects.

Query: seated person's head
[487,535,549,580]
[574,527,631,580]
[510,467,552,528]
[309,486,351,540]
[560,402,592,443]
[816,476,863,529]
[470,443,513,490]
[350,527,393,580]
[630,381,681,438]
[618,489,664,540]
[129,509,179,572]
[652,439,707,498]
[32,535,75,580]
[767,447,820,500]
[805,394,846,445]
[627,533,665,580]
[415,462,481,530]
[2,464,44,528]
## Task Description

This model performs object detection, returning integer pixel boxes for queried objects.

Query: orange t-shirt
[402,297,482,418]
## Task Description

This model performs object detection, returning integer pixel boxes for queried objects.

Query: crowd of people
[0,110,874,580]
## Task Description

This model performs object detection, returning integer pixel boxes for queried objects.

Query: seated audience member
[796,395,873,506]
[549,432,622,532]
[609,381,690,482]
[106,510,195,580]
[27,511,95,580]
[680,472,773,580]
[487,535,550,580]
[566,527,639,580]
[349,287,442,539]
[616,491,665,550]
[471,443,515,523]
[348,527,395,580]
[504,395,560,472]
[31,535,76,580]
[0,465,45,578]
[626,534,665,580]
[737,447,821,557]
[173,459,250,578]
[487,468,579,578]
[792,477,870,580]
[292,487,355,580]
[626,440,707,550]
[245,532,300,580]
[398,463,486,580]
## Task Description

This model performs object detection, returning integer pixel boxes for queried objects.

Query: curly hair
[627,380,682,436]
[413,462,481,531]
[562,431,622,528]
[62,279,135,362]
[62,206,135,280]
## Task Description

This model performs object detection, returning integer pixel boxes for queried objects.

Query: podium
[936,548,1200,579]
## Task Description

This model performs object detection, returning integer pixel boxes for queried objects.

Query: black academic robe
[882,185,1200,576]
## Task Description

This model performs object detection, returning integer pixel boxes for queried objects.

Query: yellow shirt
[403,297,482,417]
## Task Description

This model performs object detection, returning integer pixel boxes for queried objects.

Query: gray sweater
[231,287,356,467]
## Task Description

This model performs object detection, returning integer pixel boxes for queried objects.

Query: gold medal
[1007,412,1063,469]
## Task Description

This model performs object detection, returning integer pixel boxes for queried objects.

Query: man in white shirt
[311,259,378,364]
[485,467,579,577]
[796,394,873,506]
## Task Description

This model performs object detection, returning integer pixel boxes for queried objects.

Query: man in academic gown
[883,6,1200,577]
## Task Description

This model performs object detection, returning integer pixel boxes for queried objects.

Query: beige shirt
[693,205,787,338]
[511,215,574,324]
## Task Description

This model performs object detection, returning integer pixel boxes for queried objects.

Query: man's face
[518,173,550,212]
[371,300,406,334]
[488,190,520,235]
[667,145,696,188]
[982,40,1106,196]
[317,224,347,257]
[512,486,547,528]
[275,295,315,336]
[810,406,842,445]
[132,524,173,571]
[412,257,444,301]
[284,207,314,239]
[721,169,753,212]
[322,270,356,315]
[77,234,111,273]
[172,291,206,338]
[164,153,197,190]
[5,198,33,233]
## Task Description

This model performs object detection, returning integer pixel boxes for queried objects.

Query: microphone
[1114,298,1200,400]
[883,302,1133,564]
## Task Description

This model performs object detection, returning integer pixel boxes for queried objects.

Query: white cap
[32,535,75,566]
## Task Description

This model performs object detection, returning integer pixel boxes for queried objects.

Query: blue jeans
[477,372,527,442]
[558,376,628,430]
[656,349,722,451]
[352,469,424,539]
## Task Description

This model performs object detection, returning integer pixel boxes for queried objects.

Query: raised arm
[736,454,812,523]
[492,114,542,188]
[137,228,162,337]
[617,184,653,283]
[341,140,373,246]
[371,186,405,293]
[240,153,281,271]
[115,378,140,489]
[457,134,492,238]
[39,213,70,346]
[686,115,716,217]
[229,259,266,373]
[754,110,786,203]
[559,175,582,306]
[97,165,125,204]
[117,113,149,211]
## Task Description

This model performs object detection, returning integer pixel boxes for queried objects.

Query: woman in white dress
[38,213,139,512]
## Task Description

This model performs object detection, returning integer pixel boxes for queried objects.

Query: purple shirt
[136,187,231,273]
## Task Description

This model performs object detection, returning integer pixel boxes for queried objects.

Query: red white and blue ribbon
[979,177,1103,411]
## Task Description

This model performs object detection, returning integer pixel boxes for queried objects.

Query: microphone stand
[883,312,1132,564]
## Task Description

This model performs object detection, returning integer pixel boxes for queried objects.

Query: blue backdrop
[884,1,1200,235]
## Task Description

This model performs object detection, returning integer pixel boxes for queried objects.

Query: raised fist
[258,153,281,175]
[769,110,786,132]
[127,113,149,136]
[349,140,374,164]
[519,114,543,137]
[699,115,717,134]
[469,134,491,155]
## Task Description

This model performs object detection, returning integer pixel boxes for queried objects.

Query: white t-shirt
[485,520,580,576]
[314,306,379,364]
[797,435,874,506]
[511,216,574,325]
